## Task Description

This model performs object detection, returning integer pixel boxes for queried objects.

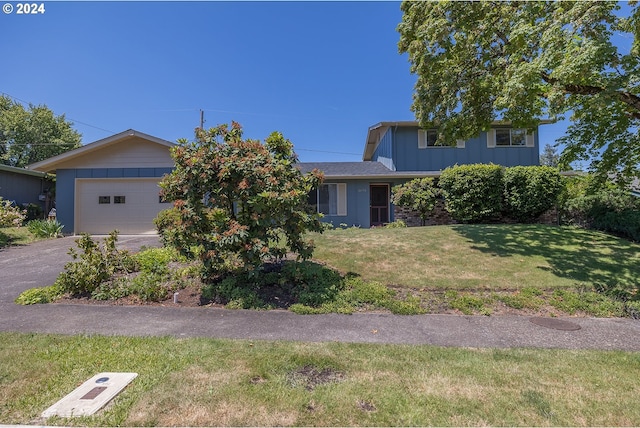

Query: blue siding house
[300,121,544,228]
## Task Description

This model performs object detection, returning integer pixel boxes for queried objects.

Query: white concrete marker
[41,372,138,418]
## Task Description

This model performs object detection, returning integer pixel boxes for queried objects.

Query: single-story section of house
[28,129,175,235]
[298,161,437,227]
[0,163,55,215]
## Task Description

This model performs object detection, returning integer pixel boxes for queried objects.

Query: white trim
[418,130,427,149]
[337,183,347,216]
[487,129,496,148]
[526,132,535,147]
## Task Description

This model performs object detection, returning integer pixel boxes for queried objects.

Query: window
[98,196,110,204]
[114,196,126,204]
[418,129,459,148]
[496,129,526,146]
[311,183,347,216]
[488,129,534,148]
[418,129,438,148]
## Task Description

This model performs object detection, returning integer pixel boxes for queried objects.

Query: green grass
[0,226,39,248]
[310,224,640,292]
[1,332,639,426]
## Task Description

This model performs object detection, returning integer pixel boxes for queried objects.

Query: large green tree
[0,95,82,167]
[398,1,640,182]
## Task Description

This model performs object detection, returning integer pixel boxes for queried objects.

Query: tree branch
[541,72,640,119]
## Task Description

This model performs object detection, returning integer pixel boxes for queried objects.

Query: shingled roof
[297,161,440,179]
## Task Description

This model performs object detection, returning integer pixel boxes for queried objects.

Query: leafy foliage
[0,95,81,167]
[391,177,439,226]
[503,166,564,222]
[159,122,324,278]
[439,164,504,223]
[398,1,640,182]
[561,176,640,241]
[15,284,63,305]
[0,197,25,227]
[27,219,63,238]
[53,232,136,296]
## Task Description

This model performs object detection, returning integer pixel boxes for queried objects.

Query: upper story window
[496,129,527,146]
[418,129,464,148]
[488,128,534,148]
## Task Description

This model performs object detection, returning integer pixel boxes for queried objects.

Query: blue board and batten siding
[56,167,172,233]
[320,179,406,228]
[372,126,539,171]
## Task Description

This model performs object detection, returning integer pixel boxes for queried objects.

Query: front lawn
[309,225,640,316]
[1,332,639,427]
[311,224,640,291]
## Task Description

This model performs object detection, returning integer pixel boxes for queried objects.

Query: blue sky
[2,1,571,162]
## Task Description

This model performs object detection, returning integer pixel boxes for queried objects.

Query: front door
[370,184,389,226]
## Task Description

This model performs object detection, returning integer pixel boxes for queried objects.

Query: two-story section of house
[300,120,544,228]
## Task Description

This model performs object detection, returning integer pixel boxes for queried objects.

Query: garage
[75,178,168,235]
[27,129,175,235]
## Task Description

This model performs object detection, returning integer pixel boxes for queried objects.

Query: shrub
[54,231,135,295]
[561,176,640,241]
[27,219,63,238]
[391,178,439,226]
[0,197,26,227]
[503,166,564,222]
[24,203,43,221]
[15,284,63,305]
[158,122,324,280]
[439,164,504,223]
[384,220,407,228]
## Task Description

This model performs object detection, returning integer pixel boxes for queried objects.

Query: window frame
[488,128,535,148]
[314,183,347,216]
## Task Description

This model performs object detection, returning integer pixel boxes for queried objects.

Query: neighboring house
[300,121,544,228]
[28,130,175,235]
[0,164,54,214]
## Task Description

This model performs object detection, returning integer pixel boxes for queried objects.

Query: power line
[0,91,116,135]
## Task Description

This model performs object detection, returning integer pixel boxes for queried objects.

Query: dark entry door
[370,185,389,226]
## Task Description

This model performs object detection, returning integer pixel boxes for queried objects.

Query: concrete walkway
[1,236,639,351]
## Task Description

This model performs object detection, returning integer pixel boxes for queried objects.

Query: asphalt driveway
[1,236,639,351]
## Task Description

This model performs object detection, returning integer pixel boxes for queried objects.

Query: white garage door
[75,178,168,234]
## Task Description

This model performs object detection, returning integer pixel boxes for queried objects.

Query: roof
[27,129,175,173]
[297,161,440,180]
[0,163,50,179]
[362,120,555,161]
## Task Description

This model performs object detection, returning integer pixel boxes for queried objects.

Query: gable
[51,136,174,170]
[28,130,175,173]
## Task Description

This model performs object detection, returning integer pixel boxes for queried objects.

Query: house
[300,121,543,228]
[26,120,544,235]
[28,130,175,235]
[0,164,54,215]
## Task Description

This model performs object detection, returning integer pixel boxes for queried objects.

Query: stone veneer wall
[394,200,559,227]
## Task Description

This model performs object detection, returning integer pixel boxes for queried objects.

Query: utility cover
[41,372,138,418]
